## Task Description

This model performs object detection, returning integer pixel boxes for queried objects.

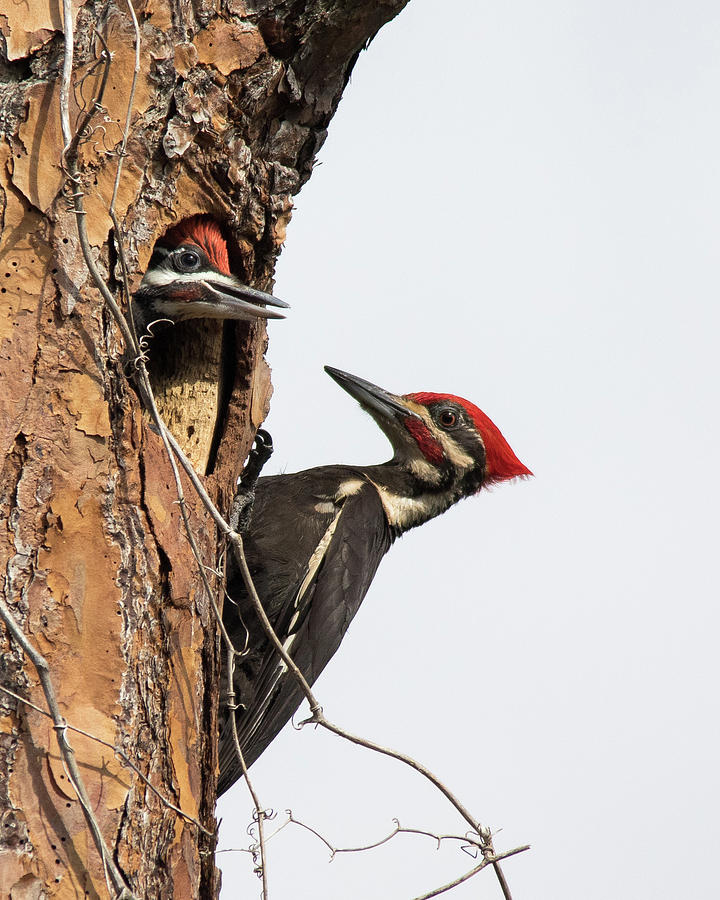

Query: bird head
[324,366,531,496]
[132,215,289,329]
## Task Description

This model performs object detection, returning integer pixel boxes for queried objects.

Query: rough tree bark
[0,1,408,897]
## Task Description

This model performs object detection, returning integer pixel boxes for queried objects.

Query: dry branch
[219,810,530,900]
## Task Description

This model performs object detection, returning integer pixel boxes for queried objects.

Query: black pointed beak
[202,280,289,320]
[324,366,422,422]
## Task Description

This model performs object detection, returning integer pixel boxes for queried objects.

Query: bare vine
[59,21,274,893]
[2,11,528,900]
[218,811,530,900]
[0,597,136,899]
[0,684,210,835]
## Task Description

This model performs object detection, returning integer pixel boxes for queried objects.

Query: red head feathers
[406,392,532,485]
[162,215,231,276]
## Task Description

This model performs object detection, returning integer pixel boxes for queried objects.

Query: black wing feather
[218,469,393,794]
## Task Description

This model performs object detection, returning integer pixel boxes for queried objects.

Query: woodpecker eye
[438,409,458,429]
[174,247,202,272]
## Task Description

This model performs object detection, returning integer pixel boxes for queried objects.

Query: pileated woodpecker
[131,215,288,332]
[217,366,531,794]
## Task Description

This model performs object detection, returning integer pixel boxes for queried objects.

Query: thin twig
[412,845,530,900]
[62,44,138,357]
[285,813,486,860]
[228,667,269,898]
[218,809,529,900]
[21,23,141,897]
[114,267,273,892]
[0,599,135,899]
[227,535,521,896]
[63,33,113,170]
[492,856,515,900]
[60,31,222,662]
[214,810,290,853]
[227,538,498,841]
[155,444,272,899]
[314,715,486,837]
[0,684,211,835]
[62,37,271,891]
[107,0,141,348]
[228,532,321,714]
[312,713,519,897]
[109,0,140,218]
[59,0,74,153]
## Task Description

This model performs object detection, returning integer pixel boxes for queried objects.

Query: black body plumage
[218,466,393,794]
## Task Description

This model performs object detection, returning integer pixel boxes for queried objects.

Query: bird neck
[360,461,470,535]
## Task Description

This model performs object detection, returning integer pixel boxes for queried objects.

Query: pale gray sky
[218,1,720,897]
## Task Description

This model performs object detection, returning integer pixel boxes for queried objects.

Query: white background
[218,1,720,897]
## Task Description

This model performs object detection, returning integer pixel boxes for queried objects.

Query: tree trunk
[0,1,408,896]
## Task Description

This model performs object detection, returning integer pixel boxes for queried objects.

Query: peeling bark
[0,0,409,897]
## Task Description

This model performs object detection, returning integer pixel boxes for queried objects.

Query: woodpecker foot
[243,429,273,486]
[230,429,274,532]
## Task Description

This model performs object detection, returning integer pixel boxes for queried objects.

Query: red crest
[163,215,231,275]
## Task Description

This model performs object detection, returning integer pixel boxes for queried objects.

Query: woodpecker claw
[254,429,273,456]
[229,430,274,532]
[245,429,274,479]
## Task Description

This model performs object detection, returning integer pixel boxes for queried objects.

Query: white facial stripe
[196,271,239,289]
[140,269,207,288]
[139,267,176,287]
[368,479,454,531]
[140,268,240,289]
[436,430,476,472]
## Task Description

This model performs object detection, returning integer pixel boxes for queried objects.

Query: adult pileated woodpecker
[131,215,288,332]
[218,366,531,795]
